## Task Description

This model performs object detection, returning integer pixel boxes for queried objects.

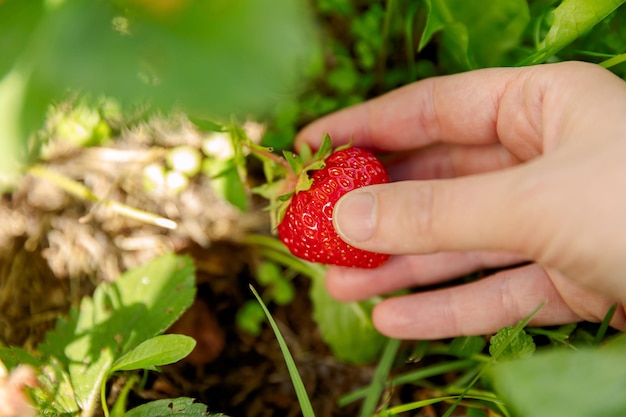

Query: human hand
[296,61,626,339]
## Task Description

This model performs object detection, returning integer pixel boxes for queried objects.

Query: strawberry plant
[0,253,201,417]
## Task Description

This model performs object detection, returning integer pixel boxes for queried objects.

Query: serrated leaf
[492,346,626,417]
[529,0,626,64]
[39,253,196,411]
[124,397,223,417]
[489,327,535,361]
[309,276,386,364]
[111,334,196,373]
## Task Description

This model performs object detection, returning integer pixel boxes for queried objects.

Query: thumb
[333,168,533,255]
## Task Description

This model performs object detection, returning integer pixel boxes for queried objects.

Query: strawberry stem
[244,142,293,172]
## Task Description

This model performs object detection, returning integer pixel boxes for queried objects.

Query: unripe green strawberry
[277,146,389,268]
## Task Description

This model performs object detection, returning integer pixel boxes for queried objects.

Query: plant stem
[244,142,293,171]
[242,234,326,280]
[28,164,177,230]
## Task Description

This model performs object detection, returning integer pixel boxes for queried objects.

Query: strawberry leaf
[310,275,387,364]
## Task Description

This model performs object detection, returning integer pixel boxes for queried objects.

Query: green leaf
[419,0,446,51]
[124,397,222,417]
[31,0,318,116]
[489,327,536,361]
[1,0,319,188]
[111,334,196,372]
[203,158,249,212]
[528,0,626,64]
[420,0,530,69]
[39,253,196,411]
[309,275,387,364]
[492,346,626,417]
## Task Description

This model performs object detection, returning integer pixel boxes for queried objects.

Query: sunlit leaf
[528,0,626,64]
[39,253,196,410]
[111,334,196,372]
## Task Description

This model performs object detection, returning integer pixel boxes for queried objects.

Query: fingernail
[334,191,376,242]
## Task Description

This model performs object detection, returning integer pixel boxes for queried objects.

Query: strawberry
[276,144,390,268]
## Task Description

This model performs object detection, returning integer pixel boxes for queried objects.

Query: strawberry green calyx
[252,134,336,230]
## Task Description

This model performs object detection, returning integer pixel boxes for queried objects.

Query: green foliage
[525,0,626,64]
[421,0,530,70]
[489,327,536,361]
[0,253,198,417]
[492,333,626,417]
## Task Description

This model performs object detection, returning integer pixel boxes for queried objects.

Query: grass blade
[358,338,401,417]
[250,285,315,417]
[593,303,617,345]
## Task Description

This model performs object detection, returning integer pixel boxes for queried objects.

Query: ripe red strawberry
[277,146,390,268]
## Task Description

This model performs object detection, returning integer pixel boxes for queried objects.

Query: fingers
[371,263,621,340]
[326,251,527,301]
[332,169,532,255]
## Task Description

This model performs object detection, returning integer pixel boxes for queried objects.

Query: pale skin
[296,61,626,340]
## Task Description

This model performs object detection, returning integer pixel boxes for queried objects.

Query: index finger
[295,65,530,152]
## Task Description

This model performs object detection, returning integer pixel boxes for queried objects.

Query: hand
[296,61,626,339]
